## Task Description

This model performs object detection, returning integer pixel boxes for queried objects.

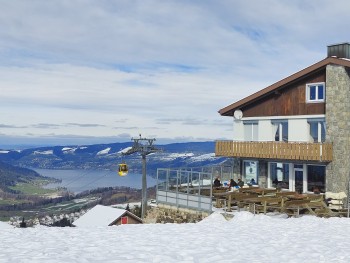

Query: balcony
[215,141,332,162]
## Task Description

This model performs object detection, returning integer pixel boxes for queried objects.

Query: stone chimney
[327,42,350,59]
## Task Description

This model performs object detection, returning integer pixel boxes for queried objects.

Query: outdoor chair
[323,192,349,217]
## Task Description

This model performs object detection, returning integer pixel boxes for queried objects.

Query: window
[307,165,325,193]
[308,120,326,142]
[243,161,258,184]
[273,121,288,142]
[270,162,289,189]
[244,122,258,141]
[306,82,325,102]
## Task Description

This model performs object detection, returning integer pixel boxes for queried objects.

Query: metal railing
[156,166,234,212]
[215,141,333,162]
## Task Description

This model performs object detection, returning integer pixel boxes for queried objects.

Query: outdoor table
[283,199,315,216]
[212,191,230,209]
[240,187,277,196]
[241,196,283,214]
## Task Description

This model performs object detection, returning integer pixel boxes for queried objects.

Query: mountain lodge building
[216,43,350,195]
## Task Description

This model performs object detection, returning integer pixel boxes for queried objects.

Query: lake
[35,169,158,194]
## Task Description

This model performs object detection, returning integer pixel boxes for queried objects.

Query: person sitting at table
[213,177,222,187]
[237,178,244,188]
[229,179,238,188]
[249,178,257,186]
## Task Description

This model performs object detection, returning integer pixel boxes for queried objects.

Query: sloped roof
[219,57,350,116]
[73,205,141,227]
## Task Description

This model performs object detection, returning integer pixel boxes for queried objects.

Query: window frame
[306,82,325,103]
[243,121,258,141]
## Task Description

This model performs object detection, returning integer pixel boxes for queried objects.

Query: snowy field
[1,211,350,263]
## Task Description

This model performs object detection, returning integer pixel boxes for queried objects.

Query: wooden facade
[242,70,326,117]
[215,141,333,162]
[218,57,350,117]
[110,211,143,226]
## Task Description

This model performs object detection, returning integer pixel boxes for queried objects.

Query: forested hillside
[0,161,51,192]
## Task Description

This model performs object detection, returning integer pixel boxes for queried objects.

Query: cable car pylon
[122,134,161,219]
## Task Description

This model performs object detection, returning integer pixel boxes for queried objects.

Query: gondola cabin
[118,163,128,176]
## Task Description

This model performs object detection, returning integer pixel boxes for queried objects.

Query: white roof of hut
[73,205,141,227]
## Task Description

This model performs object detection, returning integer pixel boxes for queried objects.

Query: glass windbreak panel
[189,172,200,187]
[318,85,324,100]
[309,122,318,142]
[274,123,280,141]
[168,170,178,191]
[307,165,325,193]
[281,122,288,142]
[252,123,258,141]
[244,124,252,141]
[309,85,316,100]
[270,163,289,189]
[199,172,212,196]
[178,171,189,193]
[157,169,168,190]
[274,122,288,142]
[321,122,326,142]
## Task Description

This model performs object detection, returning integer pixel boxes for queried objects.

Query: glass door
[293,164,304,193]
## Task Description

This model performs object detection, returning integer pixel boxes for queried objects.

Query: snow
[158,152,195,161]
[62,147,77,153]
[189,153,215,162]
[73,205,127,227]
[118,147,132,154]
[97,147,111,155]
[1,211,350,262]
[34,150,53,155]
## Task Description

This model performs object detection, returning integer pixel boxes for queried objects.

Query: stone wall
[258,160,268,188]
[326,64,350,192]
[143,204,210,224]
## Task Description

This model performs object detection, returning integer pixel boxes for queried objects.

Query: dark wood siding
[114,215,142,225]
[242,70,326,117]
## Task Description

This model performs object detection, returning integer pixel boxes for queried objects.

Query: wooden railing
[215,141,333,162]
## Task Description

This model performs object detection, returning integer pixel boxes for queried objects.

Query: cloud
[0,0,349,146]
[65,123,106,128]
[30,123,61,129]
[0,124,27,128]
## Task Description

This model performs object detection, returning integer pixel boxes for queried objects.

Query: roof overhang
[219,57,350,116]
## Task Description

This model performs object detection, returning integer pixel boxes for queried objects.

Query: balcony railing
[215,141,333,162]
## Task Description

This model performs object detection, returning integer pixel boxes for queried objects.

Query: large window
[243,161,258,184]
[244,122,258,141]
[306,82,325,103]
[309,120,326,142]
[307,165,325,193]
[269,163,289,190]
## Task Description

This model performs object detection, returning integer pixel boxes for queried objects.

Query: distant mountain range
[0,141,228,175]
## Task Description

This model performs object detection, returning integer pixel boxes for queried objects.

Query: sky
[1,210,350,262]
[1,0,350,148]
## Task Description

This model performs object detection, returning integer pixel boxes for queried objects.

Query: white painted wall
[232,120,244,141]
